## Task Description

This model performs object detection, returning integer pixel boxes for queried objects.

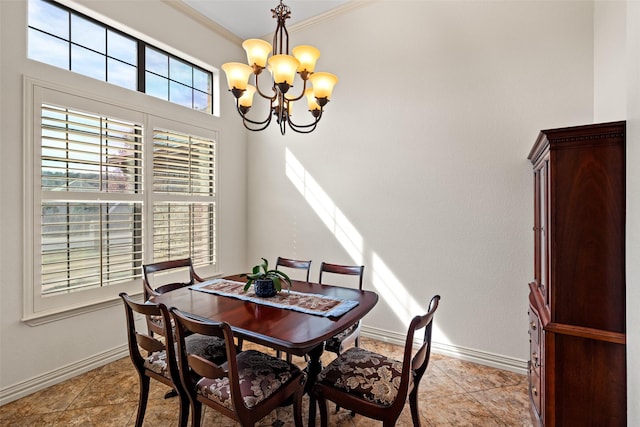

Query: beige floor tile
[421,393,505,426]
[470,383,533,427]
[433,357,525,393]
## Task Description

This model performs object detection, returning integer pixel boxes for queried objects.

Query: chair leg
[292,387,304,427]
[317,393,329,427]
[409,388,422,427]
[191,401,202,427]
[178,397,189,427]
[134,375,150,427]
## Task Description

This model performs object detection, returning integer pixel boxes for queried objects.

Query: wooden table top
[152,274,379,357]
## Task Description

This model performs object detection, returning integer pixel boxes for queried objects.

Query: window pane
[193,68,210,92]
[108,59,137,90]
[107,30,136,65]
[71,14,105,54]
[170,81,192,109]
[146,47,168,77]
[146,72,168,101]
[153,202,215,265]
[170,57,192,86]
[28,0,69,40]
[41,201,142,295]
[193,90,211,113]
[41,104,143,194]
[28,29,69,69]
[72,45,106,80]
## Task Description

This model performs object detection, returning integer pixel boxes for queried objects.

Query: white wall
[594,0,626,121]
[626,1,640,422]
[0,0,247,401]
[247,0,594,368]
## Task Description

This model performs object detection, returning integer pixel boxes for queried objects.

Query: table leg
[306,343,325,427]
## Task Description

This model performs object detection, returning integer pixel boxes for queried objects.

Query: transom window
[27,0,213,113]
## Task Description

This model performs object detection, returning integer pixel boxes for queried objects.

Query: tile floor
[0,337,533,426]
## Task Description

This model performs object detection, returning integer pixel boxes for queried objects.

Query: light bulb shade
[268,54,300,85]
[238,85,256,108]
[292,45,320,73]
[242,39,272,68]
[305,88,321,111]
[221,62,253,91]
[309,72,338,100]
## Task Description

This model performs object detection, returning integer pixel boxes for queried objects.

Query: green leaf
[244,278,253,291]
[272,276,282,292]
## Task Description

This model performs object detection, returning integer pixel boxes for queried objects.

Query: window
[152,130,217,265]
[27,0,213,113]
[25,80,218,323]
[40,104,143,296]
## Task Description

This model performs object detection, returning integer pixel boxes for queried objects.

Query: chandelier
[221,1,338,135]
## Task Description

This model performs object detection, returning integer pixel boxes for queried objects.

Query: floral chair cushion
[144,350,170,378]
[143,335,227,378]
[196,350,302,410]
[316,347,411,407]
[325,322,358,353]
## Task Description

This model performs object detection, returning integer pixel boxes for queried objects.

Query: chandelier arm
[285,110,323,134]
[235,101,273,127]
[284,77,309,103]
[243,116,273,132]
[253,73,278,101]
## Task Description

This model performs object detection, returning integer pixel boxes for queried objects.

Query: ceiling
[181,0,350,40]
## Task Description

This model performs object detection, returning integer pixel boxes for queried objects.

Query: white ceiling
[181,0,350,40]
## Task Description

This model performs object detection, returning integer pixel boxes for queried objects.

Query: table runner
[190,279,359,318]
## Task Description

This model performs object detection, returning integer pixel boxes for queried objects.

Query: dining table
[151,273,379,426]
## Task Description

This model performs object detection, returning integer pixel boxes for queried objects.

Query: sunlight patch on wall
[285,148,451,347]
[371,252,451,346]
[285,148,363,265]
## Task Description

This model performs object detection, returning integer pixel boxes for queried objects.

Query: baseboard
[0,344,129,406]
[361,325,528,375]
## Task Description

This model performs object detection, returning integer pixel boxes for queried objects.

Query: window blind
[152,129,216,267]
[40,104,143,295]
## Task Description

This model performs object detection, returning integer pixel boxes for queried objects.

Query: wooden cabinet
[527,121,627,426]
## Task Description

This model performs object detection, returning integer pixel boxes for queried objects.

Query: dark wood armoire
[527,121,627,426]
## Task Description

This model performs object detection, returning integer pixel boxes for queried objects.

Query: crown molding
[286,0,374,37]
[165,0,375,45]
[162,0,244,45]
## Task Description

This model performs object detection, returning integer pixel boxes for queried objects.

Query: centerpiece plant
[242,257,292,297]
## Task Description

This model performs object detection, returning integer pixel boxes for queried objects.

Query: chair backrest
[143,258,202,300]
[170,308,241,407]
[119,292,180,382]
[276,257,312,282]
[318,262,364,290]
[398,295,441,404]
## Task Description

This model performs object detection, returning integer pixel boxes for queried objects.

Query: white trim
[0,345,129,406]
[361,324,528,375]
[22,75,221,323]
[286,1,376,37]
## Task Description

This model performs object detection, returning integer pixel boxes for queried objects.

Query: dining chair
[142,258,204,337]
[318,262,365,356]
[170,308,307,427]
[275,256,312,282]
[312,295,441,427]
[141,259,228,398]
[119,292,191,427]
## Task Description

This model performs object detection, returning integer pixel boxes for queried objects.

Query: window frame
[23,76,220,325]
[27,0,215,114]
